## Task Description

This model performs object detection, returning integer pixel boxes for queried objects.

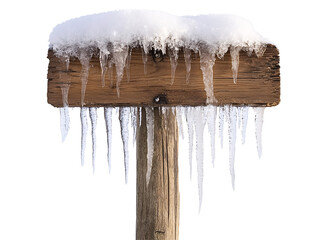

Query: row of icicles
[58,43,266,106]
[60,105,265,210]
[57,44,266,210]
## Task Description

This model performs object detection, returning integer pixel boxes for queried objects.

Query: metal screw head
[151,49,164,63]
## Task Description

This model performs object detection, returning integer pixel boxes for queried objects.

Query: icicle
[119,107,130,183]
[226,105,237,190]
[104,107,112,172]
[237,106,242,129]
[139,107,142,127]
[130,107,137,146]
[108,60,114,87]
[194,106,206,211]
[207,105,217,167]
[141,48,148,75]
[79,49,92,106]
[59,84,70,142]
[254,43,267,58]
[125,47,132,82]
[184,48,191,84]
[113,46,129,97]
[230,46,241,84]
[145,107,154,185]
[89,107,97,173]
[161,107,168,129]
[80,107,88,166]
[219,106,225,148]
[185,107,194,179]
[241,106,249,144]
[254,107,265,158]
[199,46,217,104]
[169,48,179,84]
[176,107,184,139]
[99,49,109,87]
[60,107,70,143]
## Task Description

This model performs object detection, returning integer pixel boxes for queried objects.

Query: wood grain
[136,108,179,240]
[47,44,280,107]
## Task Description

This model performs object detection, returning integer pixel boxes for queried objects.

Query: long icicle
[194,106,206,212]
[89,107,97,173]
[207,105,217,167]
[227,105,237,190]
[59,84,70,142]
[79,49,91,106]
[254,107,265,158]
[145,107,154,186]
[80,107,88,166]
[119,107,130,183]
[104,107,112,173]
[185,107,194,180]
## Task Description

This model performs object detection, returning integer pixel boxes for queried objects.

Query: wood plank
[47,44,280,107]
[136,108,179,240]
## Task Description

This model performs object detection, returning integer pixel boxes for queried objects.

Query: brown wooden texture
[136,108,179,240]
[47,44,280,107]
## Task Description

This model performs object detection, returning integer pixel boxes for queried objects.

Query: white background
[1,0,318,239]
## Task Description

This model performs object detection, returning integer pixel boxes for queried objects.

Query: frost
[80,107,88,166]
[194,107,207,211]
[89,107,97,173]
[254,107,265,158]
[104,107,112,172]
[119,107,130,183]
[145,107,154,185]
[230,46,241,84]
[184,48,192,84]
[207,105,217,167]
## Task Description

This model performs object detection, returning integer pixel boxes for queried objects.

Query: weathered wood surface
[136,108,179,240]
[47,44,280,107]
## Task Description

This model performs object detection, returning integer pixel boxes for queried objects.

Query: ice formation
[226,105,238,190]
[185,107,195,179]
[50,10,267,102]
[254,107,265,158]
[104,107,112,172]
[184,48,192,84]
[194,107,206,211]
[89,107,97,173]
[80,107,88,166]
[119,107,130,183]
[145,107,154,185]
[207,105,217,167]
[59,106,69,142]
[51,10,270,207]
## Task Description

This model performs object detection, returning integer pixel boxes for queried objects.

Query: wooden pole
[136,108,179,240]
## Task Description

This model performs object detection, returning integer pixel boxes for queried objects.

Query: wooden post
[136,108,179,240]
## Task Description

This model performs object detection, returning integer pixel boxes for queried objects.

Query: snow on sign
[47,10,280,240]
